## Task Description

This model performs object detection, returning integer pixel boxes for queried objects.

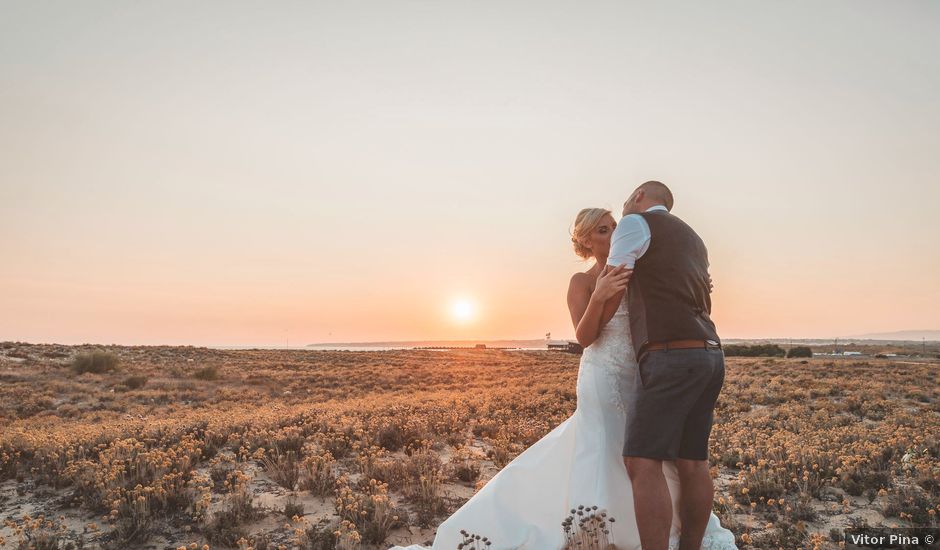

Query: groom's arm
[599,214,651,326]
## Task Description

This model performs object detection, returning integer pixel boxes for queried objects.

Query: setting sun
[450,298,477,324]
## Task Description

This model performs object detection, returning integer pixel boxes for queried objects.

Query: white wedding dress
[390,295,737,550]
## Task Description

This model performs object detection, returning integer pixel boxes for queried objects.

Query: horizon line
[3,334,938,348]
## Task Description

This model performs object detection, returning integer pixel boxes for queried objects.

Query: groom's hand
[598,264,631,327]
[593,264,631,302]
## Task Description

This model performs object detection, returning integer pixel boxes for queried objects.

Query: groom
[600,181,724,550]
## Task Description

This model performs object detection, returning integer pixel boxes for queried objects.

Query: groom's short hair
[639,180,674,211]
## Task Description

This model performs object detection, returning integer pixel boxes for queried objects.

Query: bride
[390,208,738,550]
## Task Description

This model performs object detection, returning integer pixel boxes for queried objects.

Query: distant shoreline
[304,337,940,348]
[2,337,937,350]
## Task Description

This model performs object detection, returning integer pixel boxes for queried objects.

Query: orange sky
[1,2,938,346]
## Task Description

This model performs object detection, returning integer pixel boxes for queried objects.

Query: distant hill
[845,330,940,342]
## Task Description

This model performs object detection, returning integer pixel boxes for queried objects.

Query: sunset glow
[450,298,477,324]
[0,3,937,346]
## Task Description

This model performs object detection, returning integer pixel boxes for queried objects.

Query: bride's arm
[567,266,631,348]
[598,286,627,328]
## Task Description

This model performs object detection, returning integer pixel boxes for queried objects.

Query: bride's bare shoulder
[569,270,592,282]
[568,271,593,292]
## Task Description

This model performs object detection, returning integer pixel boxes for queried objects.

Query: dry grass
[0,341,936,549]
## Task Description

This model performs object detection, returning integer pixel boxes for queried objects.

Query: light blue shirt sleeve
[606,214,651,269]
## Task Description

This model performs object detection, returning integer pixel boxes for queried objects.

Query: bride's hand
[592,264,632,302]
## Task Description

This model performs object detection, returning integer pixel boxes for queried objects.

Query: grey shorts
[623,347,725,461]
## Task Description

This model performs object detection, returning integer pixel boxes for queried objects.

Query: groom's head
[623,180,673,215]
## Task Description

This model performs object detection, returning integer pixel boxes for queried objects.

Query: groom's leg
[675,348,725,550]
[624,456,671,550]
[624,349,724,550]
[675,458,713,550]
[623,350,691,550]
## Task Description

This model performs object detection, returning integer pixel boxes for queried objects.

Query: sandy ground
[0,342,936,549]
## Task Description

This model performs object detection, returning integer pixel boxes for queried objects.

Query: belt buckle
[705,339,719,349]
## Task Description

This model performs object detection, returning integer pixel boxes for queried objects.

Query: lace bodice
[578,294,636,416]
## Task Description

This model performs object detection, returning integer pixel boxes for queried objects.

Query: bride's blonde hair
[570,207,612,260]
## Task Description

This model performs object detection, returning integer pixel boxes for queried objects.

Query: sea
[210,346,551,352]
[209,339,554,352]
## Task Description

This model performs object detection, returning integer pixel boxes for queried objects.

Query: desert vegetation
[0,341,936,549]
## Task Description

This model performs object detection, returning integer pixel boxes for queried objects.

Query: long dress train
[389,295,737,549]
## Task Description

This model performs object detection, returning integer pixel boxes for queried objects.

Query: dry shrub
[402,442,447,526]
[283,495,305,518]
[260,448,300,490]
[300,445,336,496]
[449,445,483,484]
[71,349,120,374]
[334,474,402,544]
[203,468,258,546]
[121,375,148,389]
[561,504,617,550]
[111,491,154,544]
[2,514,70,550]
[883,484,934,525]
[193,365,220,381]
[292,517,360,550]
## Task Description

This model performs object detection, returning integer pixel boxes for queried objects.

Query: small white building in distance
[547,340,584,354]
